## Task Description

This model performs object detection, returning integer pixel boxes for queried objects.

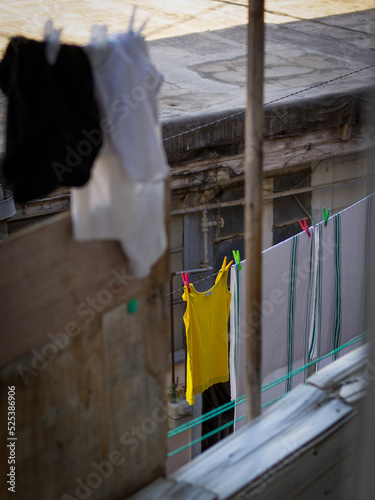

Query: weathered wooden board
[126,477,218,500]
[173,385,353,499]
[262,125,374,177]
[0,290,169,500]
[306,344,368,391]
[0,187,170,500]
[9,188,70,223]
[229,411,361,500]
[0,317,107,499]
[130,346,369,500]
[97,298,168,500]
[0,211,168,366]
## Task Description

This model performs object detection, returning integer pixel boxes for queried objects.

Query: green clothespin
[323,207,330,227]
[232,250,242,270]
[128,299,139,314]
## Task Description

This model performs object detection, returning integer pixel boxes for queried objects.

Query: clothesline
[168,194,373,423]
[0,18,169,280]
[167,172,373,300]
[168,417,245,458]
[167,329,369,456]
[166,270,221,297]
[162,64,374,143]
[229,195,373,429]
[168,329,368,438]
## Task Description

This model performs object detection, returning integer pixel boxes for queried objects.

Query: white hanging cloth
[230,231,311,430]
[71,140,166,278]
[308,194,374,367]
[71,19,169,278]
[230,194,374,431]
[84,23,169,183]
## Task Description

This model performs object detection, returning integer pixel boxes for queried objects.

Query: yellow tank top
[182,258,232,405]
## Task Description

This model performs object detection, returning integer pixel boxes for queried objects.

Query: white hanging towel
[308,194,374,367]
[230,231,313,430]
[230,194,374,431]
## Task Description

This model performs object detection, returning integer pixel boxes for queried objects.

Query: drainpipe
[0,186,16,239]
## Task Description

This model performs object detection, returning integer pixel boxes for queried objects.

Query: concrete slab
[152,12,375,123]
[0,1,374,153]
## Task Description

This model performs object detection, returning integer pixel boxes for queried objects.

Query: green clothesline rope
[167,393,292,458]
[261,331,368,392]
[168,330,369,440]
[262,393,286,408]
[167,331,369,457]
[168,395,246,438]
[168,415,246,458]
[261,330,368,392]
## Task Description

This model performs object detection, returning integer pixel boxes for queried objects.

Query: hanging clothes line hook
[90,24,108,46]
[299,218,311,237]
[44,19,62,65]
[128,5,137,32]
[127,5,148,34]
[88,24,108,64]
[137,18,149,34]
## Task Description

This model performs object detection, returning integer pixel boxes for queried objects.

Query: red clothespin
[299,218,311,237]
[181,272,191,293]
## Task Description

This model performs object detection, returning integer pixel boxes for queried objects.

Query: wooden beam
[244,0,265,420]
[168,124,373,180]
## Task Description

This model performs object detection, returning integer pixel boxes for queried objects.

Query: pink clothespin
[299,218,311,237]
[181,272,191,293]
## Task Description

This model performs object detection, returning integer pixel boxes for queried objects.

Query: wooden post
[244,0,264,421]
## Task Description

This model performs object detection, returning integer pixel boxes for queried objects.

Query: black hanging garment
[0,37,102,202]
